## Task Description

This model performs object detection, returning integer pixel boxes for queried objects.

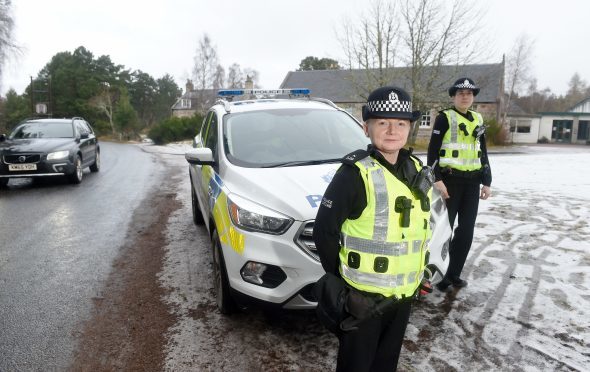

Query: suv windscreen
[223,108,369,167]
[10,122,74,139]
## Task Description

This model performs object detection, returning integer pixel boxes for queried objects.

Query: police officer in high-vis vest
[314,86,433,372]
[427,77,492,293]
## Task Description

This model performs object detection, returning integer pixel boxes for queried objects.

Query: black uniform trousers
[443,175,481,281]
[336,300,412,372]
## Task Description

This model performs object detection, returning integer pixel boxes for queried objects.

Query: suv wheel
[89,151,100,172]
[212,229,237,314]
[68,155,83,184]
[191,181,204,225]
[0,178,8,188]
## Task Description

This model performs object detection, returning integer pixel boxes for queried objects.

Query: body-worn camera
[411,164,435,211]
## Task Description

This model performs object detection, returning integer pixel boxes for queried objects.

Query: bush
[485,117,508,146]
[537,136,549,144]
[148,114,204,145]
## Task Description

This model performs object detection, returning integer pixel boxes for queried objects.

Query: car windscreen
[10,122,74,139]
[223,108,370,167]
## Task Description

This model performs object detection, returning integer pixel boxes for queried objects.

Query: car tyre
[191,181,205,225]
[0,178,8,188]
[68,155,83,184]
[89,150,100,172]
[212,229,238,315]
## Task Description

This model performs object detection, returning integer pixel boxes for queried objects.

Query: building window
[579,121,589,140]
[420,113,431,128]
[509,119,532,133]
[180,99,191,109]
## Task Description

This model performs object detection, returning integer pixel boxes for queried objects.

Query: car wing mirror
[80,132,89,139]
[185,148,215,165]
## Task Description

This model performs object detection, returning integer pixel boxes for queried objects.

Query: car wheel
[68,155,83,184]
[89,151,100,172]
[212,229,237,315]
[191,181,204,225]
[0,178,8,188]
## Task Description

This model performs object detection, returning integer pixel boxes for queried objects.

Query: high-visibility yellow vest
[439,109,483,171]
[339,156,431,298]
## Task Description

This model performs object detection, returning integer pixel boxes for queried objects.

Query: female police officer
[313,86,433,372]
[427,77,492,292]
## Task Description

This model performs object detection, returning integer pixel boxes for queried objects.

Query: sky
[2,0,590,97]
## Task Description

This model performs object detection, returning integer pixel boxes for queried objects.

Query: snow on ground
[152,143,590,371]
[409,145,590,371]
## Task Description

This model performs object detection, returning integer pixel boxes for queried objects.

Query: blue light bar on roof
[218,90,244,96]
[217,88,310,98]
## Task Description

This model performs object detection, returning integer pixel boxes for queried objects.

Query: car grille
[3,154,42,164]
[294,221,319,261]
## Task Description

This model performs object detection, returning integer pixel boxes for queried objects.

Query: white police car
[185,89,370,313]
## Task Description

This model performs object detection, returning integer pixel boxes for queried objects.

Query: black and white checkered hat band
[454,82,477,89]
[367,100,412,113]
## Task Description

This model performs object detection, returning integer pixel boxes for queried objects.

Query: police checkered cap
[448,77,480,96]
[362,86,421,122]
[367,98,412,113]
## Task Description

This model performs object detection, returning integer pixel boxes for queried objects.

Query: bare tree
[338,0,487,143]
[89,83,117,135]
[227,63,244,88]
[0,0,20,87]
[212,64,225,90]
[565,72,587,108]
[338,0,400,97]
[503,33,535,125]
[192,34,219,90]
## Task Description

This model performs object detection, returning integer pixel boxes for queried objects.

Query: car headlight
[47,150,69,160]
[227,195,293,235]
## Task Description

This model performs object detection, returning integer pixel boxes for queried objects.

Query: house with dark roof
[280,62,505,138]
[171,80,217,118]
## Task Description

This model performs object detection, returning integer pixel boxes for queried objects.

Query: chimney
[186,79,194,93]
[244,75,254,90]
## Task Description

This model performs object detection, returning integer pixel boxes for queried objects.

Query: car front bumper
[221,221,324,309]
[0,158,77,178]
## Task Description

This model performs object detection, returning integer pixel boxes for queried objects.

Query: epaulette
[342,149,370,165]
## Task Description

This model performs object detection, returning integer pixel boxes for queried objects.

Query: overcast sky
[2,0,589,97]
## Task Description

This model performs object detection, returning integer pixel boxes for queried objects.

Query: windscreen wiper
[262,158,342,168]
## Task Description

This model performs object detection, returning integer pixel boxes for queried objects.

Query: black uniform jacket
[313,145,419,275]
[426,108,492,186]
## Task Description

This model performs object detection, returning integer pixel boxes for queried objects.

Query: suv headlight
[227,194,293,235]
[47,150,69,160]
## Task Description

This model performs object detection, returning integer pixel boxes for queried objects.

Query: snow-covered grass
[408,145,590,371]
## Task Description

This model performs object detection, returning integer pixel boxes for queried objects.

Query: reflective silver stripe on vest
[359,157,389,241]
[342,264,406,288]
[412,240,422,253]
[449,110,458,142]
[342,233,409,255]
[438,157,481,167]
[441,143,479,151]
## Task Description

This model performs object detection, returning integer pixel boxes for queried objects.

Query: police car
[185,89,370,313]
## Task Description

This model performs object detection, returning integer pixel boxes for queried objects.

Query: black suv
[0,117,100,187]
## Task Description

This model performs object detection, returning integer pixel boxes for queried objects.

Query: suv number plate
[9,163,37,171]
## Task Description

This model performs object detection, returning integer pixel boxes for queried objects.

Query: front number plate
[9,163,37,171]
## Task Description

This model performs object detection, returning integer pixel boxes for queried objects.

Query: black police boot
[451,278,468,288]
[435,278,453,293]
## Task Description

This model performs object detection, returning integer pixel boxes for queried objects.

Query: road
[0,142,164,371]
